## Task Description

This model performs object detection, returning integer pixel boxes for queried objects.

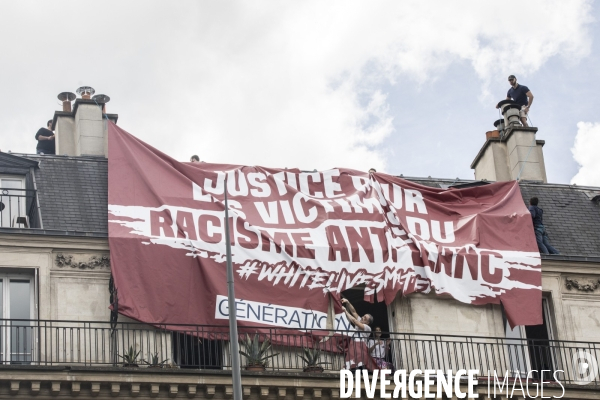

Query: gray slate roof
[24,154,108,233]
[519,183,600,257]
[10,156,600,257]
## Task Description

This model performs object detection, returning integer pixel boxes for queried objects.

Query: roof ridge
[19,154,108,163]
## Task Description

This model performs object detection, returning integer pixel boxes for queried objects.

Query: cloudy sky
[1,1,598,186]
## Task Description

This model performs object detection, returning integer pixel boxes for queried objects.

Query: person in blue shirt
[528,197,559,255]
[498,75,534,127]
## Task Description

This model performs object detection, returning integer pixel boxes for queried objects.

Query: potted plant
[119,346,141,367]
[239,334,279,371]
[142,352,169,369]
[301,344,330,373]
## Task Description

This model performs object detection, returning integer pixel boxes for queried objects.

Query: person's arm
[525,91,534,111]
[36,133,54,141]
[344,308,366,330]
[529,207,536,221]
[368,340,376,352]
[341,298,359,320]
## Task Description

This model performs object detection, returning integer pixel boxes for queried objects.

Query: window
[341,286,391,333]
[172,331,223,369]
[0,272,35,364]
[524,297,556,378]
[0,176,26,228]
[504,296,555,378]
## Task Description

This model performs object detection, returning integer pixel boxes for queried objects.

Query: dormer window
[0,176,27,228]
[0,152,40,229]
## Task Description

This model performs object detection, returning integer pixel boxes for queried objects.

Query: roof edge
[541,254,600,263]
[0,228,107,238]
[0,152,39,168]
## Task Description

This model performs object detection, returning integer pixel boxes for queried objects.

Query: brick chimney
[471,104,547,182]
[53,87,117,157]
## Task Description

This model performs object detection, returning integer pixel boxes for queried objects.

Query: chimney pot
[57,92,76,112]
[496,99,515,109]
[501,103,522,127]
[493,119,505,137]
[92,94,110,113]
[485,130,500,140]
[76,86,95,100]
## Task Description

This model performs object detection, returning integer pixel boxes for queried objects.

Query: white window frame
[0,271,36,364]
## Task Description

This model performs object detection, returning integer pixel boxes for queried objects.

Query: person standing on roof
[35,120,55,155]
[529,197,559,255]
[499,75,534,127]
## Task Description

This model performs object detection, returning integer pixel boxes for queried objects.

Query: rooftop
[1,154,598,258]
[408,176,600,258]
[0,153,107,234]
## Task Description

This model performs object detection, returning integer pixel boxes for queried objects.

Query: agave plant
[119,345,141,367]
[300,343,330,373]
[142,352,169,368]
[239,334,279,370]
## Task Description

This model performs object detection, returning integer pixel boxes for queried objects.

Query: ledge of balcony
[0,365,341,399]
[0,363,339,378]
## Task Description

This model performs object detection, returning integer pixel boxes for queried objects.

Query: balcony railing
[0,319,599,386]
[0,188,39,228]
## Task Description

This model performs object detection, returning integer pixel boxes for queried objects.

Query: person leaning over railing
[341,298,376,371]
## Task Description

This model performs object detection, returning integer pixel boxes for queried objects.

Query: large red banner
[108,122,542,330]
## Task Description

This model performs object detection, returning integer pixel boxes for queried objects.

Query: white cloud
[0,1,593,171]
[571,121,600,186]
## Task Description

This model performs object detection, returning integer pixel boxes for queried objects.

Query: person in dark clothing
[529,197,559,255]
[35,120,55,155]
[497,75,534,127]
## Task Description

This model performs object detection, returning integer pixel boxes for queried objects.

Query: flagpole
[224,177,243,399]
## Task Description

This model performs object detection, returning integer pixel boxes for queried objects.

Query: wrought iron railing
[0,188,39,228]
[0,319,598,386]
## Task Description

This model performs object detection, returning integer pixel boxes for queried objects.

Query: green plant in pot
[119,345,141,367]
[239,334,279,371]
[142,352,169,368]
[301,343,330,373]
